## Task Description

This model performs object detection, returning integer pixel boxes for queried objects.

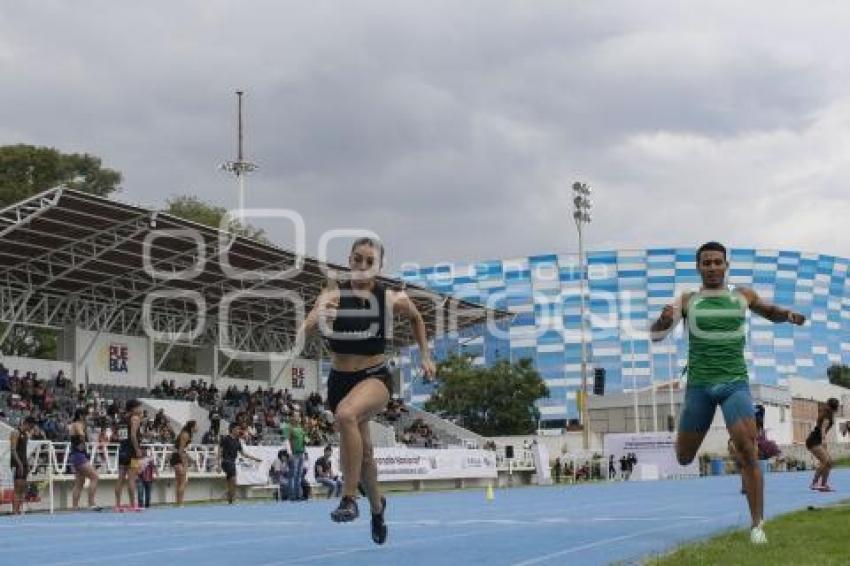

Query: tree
[0,144,122,207]
[424,355,549,436]
[0,323,59,360]
[827,364,850,389]
[154,343,197,374]
[164,195,267,242]
[0,145,122,360]
[163,196,268,375]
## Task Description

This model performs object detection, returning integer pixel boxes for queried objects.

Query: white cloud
[1,0,850,270]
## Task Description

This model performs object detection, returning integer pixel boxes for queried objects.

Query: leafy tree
[827,364,850,389]
[0,144,122,360]
[0,323,59,360]
[154,343,197,374]
[164,195,267,242]
[424,355,549,436]
[0,144,122,207]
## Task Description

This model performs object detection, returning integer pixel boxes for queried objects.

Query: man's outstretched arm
[739,287,806,325]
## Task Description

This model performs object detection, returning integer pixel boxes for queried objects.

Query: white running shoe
[750,521,768,545]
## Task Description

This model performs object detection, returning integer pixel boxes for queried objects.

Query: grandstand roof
[0,188,508,357]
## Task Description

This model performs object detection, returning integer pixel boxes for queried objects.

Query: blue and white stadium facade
[399,248,850,426]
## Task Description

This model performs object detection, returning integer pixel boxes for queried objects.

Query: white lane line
[258,523,527,566]
[39,531,304,566]
[511,512,739,566]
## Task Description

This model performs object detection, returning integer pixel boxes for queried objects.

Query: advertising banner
[236,445,497,486]
[604,432,699,480]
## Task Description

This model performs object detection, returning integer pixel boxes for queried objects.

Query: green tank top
[685,289,749,386]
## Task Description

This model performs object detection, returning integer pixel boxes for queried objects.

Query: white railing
[25,442,222,479]
[495,448,535,471]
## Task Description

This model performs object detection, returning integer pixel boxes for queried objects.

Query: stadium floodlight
[220,90,258,222]
[571,181,594,450]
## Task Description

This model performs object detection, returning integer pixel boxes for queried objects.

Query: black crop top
[324,281,388,355]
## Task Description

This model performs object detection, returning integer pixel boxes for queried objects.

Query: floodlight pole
[221,90,257,222]
[572,181,593,450]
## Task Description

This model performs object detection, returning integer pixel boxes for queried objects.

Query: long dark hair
[181,420,197,437]
[73,408,88,423]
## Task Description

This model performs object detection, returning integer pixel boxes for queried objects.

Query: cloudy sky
[2,1,850,271]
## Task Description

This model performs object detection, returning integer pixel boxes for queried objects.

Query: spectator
[55,369,68,389]
[285,415,306,501]
[243,416,257,445]
[153,409,166,430]
[315,446,342,498]
[300,453,312,501]
[159,422,176,444]
[97,424,112,468]
[201,428,219,445]
[0,364,9,391]
[553,458,562,484]
[209,407,221,436]
[305,392,323,418]
[271,449,291,501]
[254,412,263,437]
[136,448,157,509]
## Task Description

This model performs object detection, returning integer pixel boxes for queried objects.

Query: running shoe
[750,521,768,545]
[371,496,388,545]
[331,496,359,523]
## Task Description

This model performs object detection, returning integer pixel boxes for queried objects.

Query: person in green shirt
[651,241,805,545]
[280,418,290,445]
[287,415,306,501]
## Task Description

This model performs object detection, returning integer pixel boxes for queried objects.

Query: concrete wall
[155,360,320,398]
[21,474,231,512]
[3,326,320,398]
[0,355,72,382]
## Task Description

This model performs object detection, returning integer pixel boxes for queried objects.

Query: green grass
[647,501,850,566]
[832,456,850,468]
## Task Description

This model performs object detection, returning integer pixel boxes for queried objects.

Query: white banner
[372,447,497,482]
[530,442,552,485]
[604,432,699,480]
[0,441,11,489]
[234,445,283,486]
[236,445,497,486]
[836,418,849,444]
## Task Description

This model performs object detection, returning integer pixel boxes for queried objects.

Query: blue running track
[1,470,847,565]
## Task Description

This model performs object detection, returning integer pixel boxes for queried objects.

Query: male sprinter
[650,242,805,544]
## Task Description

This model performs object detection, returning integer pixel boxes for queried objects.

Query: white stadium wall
[75,329,151,388]
[0,355,71,382]
[3,328,320,396]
